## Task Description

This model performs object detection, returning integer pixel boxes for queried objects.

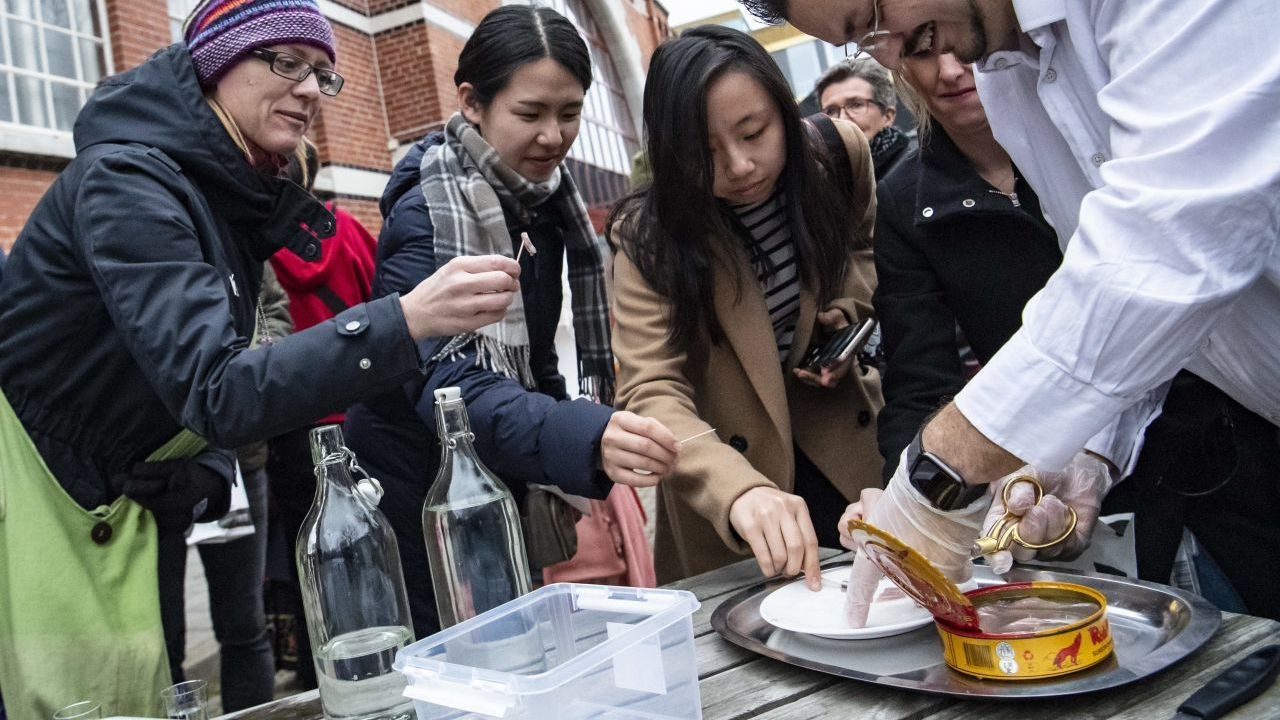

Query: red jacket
[270,203,377,423]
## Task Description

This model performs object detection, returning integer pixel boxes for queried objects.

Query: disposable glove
[114,458,232,536]
[982,451,1112,574]
[843,448,988,628]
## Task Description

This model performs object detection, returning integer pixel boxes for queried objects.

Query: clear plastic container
[393,583,702,719]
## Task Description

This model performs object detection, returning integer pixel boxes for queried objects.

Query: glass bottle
[297,425,415,720]
[423,387,532,628]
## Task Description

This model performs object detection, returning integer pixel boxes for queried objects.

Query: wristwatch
[904,428,986,511]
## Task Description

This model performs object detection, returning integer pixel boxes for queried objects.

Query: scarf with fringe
[419,113,614,403]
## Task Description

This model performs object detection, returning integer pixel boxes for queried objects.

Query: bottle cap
[847,519,980,631]
[434,387,462,404]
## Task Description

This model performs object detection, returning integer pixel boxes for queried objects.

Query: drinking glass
[52,701,101,720]
[160,679,209,720]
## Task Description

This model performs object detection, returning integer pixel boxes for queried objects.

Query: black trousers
[793,446,849,550]
[1102,371,1280,620]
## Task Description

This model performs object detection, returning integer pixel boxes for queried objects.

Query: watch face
[911,453,983,511]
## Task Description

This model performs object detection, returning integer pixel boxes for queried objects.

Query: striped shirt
[731,190,800,364]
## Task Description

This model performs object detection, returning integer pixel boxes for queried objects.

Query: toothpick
[677,428,717,446]
[633,428,717,476]
[515,231,537,262]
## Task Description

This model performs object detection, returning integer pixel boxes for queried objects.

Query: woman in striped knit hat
[0,1,520,715]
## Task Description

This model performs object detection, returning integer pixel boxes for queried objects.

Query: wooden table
[225,551,1280,719]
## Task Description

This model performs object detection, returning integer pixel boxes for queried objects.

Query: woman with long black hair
[608,25,884,587]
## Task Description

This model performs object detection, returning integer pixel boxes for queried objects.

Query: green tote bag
[0,388,206,719]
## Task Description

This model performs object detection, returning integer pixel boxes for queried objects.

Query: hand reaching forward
[400,255,521,340]
[600,411,679,487]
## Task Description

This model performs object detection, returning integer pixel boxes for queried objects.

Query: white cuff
[954,331,1137,469]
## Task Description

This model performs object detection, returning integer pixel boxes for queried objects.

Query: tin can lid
[848,519,981,632]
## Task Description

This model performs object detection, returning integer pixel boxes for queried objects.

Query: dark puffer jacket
[343,135,614,637]
[0,44,424,509]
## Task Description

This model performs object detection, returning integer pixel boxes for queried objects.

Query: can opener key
[1172,644,1280,719]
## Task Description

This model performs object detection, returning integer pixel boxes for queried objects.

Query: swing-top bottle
[423,387,531,628]
[297,424,414,720]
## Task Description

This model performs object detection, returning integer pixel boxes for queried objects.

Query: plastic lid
[848,519,981,632]
[434,387,462,404]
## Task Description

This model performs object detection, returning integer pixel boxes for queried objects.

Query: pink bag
[541,485,655,587]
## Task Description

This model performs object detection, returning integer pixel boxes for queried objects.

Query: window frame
[0,0,113,142]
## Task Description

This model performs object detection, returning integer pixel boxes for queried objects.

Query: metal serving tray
[711,563,1220,699]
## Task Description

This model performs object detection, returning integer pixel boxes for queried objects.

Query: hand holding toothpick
[631,428,716,477]
[598,412,681,487]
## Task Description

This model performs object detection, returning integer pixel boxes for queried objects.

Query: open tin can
[848,519,1113,681]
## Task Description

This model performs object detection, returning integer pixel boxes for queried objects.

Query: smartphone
[800,317,877,371]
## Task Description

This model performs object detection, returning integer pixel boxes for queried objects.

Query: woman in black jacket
[0,1,517,714]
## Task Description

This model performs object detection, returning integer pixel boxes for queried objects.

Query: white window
[169,0,200,43]
[0,0,108,131]
[538,0,639,178]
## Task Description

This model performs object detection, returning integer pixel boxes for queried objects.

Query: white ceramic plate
[759,568,976,640]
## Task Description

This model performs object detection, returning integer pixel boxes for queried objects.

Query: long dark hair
[454,5,592,102]
[608,25,860,351]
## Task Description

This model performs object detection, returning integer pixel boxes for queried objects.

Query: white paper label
[606,622,666,695]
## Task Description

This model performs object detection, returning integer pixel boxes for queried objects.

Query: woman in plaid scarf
[343,5,677,639]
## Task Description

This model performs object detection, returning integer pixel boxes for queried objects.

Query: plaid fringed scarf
[420,113,615,404]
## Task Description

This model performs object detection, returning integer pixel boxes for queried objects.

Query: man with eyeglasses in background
[815,58,914,180]
[742,0,1280,623]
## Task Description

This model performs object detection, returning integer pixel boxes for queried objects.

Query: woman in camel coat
[609,26,884,585]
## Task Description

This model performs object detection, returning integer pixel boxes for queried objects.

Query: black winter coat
[0,44,424,508]
[872,127,1061,481]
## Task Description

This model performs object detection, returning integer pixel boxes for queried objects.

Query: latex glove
[982,451,1112,573]
[114,459,233,536]
[844,448,988,628]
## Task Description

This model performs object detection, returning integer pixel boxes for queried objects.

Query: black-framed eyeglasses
[822,97,884,118]
[251,48,344,97]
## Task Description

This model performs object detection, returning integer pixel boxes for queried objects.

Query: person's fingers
[844,550,882,628]
[461,269,522,294]
[606,466,661,488]
[777,515,806,579]
[816,308,849,330]
[759,513,790,578]
[837,487,882,548]
[792,367,824,387]
[988,549,1014,574]
[604,449,668,478]
[857,487,884,517]
[1002,478,1040,516]
[741,524,777,578]
[837,505,861,550]
[611,428,678,468]
[1010,495,1068,562]
[447,254,522,279]
[796,508,822,591]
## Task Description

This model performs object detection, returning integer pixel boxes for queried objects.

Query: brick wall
[0,164,61,254]
[315,23,394,172]
[105,0,171,71]
[375,21,442,145]
[430,0,498,26]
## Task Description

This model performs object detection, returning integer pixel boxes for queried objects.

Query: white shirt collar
[976,0,1057,73]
